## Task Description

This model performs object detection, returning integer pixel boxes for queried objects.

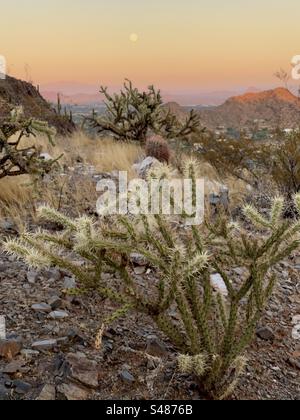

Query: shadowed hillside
[0,76,75,135]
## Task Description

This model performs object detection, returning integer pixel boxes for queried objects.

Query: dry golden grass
[0,176,36,231]
[20,131,143,176]
[0,132,143,226]
[0,131,248,229]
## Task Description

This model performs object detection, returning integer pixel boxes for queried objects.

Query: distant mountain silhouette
[197,88,300,129]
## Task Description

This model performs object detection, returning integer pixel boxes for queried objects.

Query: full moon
[129,33,138,43]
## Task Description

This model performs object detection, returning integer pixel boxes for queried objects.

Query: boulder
[133,156,160,178]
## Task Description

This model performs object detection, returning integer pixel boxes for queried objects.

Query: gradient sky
[1,0,300,90]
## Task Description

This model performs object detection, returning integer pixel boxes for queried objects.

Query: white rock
[210,273,228,297]
[292,324,300,340]
[0,316,6,340]
[32,339,57,351]
[39,153,53,161]
[292,315,300,325]
[133,156,160,178]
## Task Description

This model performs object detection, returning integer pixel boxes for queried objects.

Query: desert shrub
[198,131,300,200]
[196,133,266,185]
[267,132,300,199]
[85,80,200,143]
[0,109,57,179]
[145,135,171,163]
[4,162,300,399]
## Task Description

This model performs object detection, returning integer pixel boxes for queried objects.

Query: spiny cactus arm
[255,221,291,259]
[216,293,228,330]
[175,110,201,137]
[37,206,77,230]
[30,120,56,147]
[140,215,171,259]
[17,233,95,286]
[227,310,262,371]
[154,215,176,249]
[117,216,138,242]
[155,313,189,353]
[270,196,285,227]
[221,302,239,363]
[103,303,134,326]
[183,274,215,354]
[267,239,300,267]
[243,204,272,229]
[191,226,205,253]
[178,353,208,377]
[32,230,73,250]
[92,238,168,271]
[295,193,300,212]
[218,356,247,400]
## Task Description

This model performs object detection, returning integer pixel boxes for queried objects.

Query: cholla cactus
[85,80,200,142]
[3,161,300,398]
[0,111,57,179]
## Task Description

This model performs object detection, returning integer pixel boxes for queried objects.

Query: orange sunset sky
[1,0,300,91]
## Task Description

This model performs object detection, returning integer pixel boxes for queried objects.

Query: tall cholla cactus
[3,159,300,399]
[85,80,200,142]
[0,109,57,179]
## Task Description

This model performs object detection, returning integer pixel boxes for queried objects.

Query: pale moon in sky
[129,33,139,43]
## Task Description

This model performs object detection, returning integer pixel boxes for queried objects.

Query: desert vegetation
[0,82,299,401]
[85,80,200,142]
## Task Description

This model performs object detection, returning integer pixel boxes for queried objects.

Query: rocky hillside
[0,76,75,135]
[198,88,300,129]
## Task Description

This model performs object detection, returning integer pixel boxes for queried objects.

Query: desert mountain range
[196,87,300,129]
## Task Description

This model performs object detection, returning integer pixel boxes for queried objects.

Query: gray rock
[0,384,9,400]
[21,349,40,358]
[13,380,32,395]
[36,384,56,400]
[0,262,9,273]
[120,369,135,383]
[134,266,146,275]
[63,277,76,289]
[32,339,57,351]
[133,156,160,178]
[48,296,63,310]
[0,220,16,232]
[209,186,229,210]
[2,360,24,374]
[256,327,275,341]
[43,268,62,282]
[31,303,52,313]
[57,383,89,401]
[66,353,98,388]
[49,311,69,320]
[146,336,168,358]
[27,270,39,284]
